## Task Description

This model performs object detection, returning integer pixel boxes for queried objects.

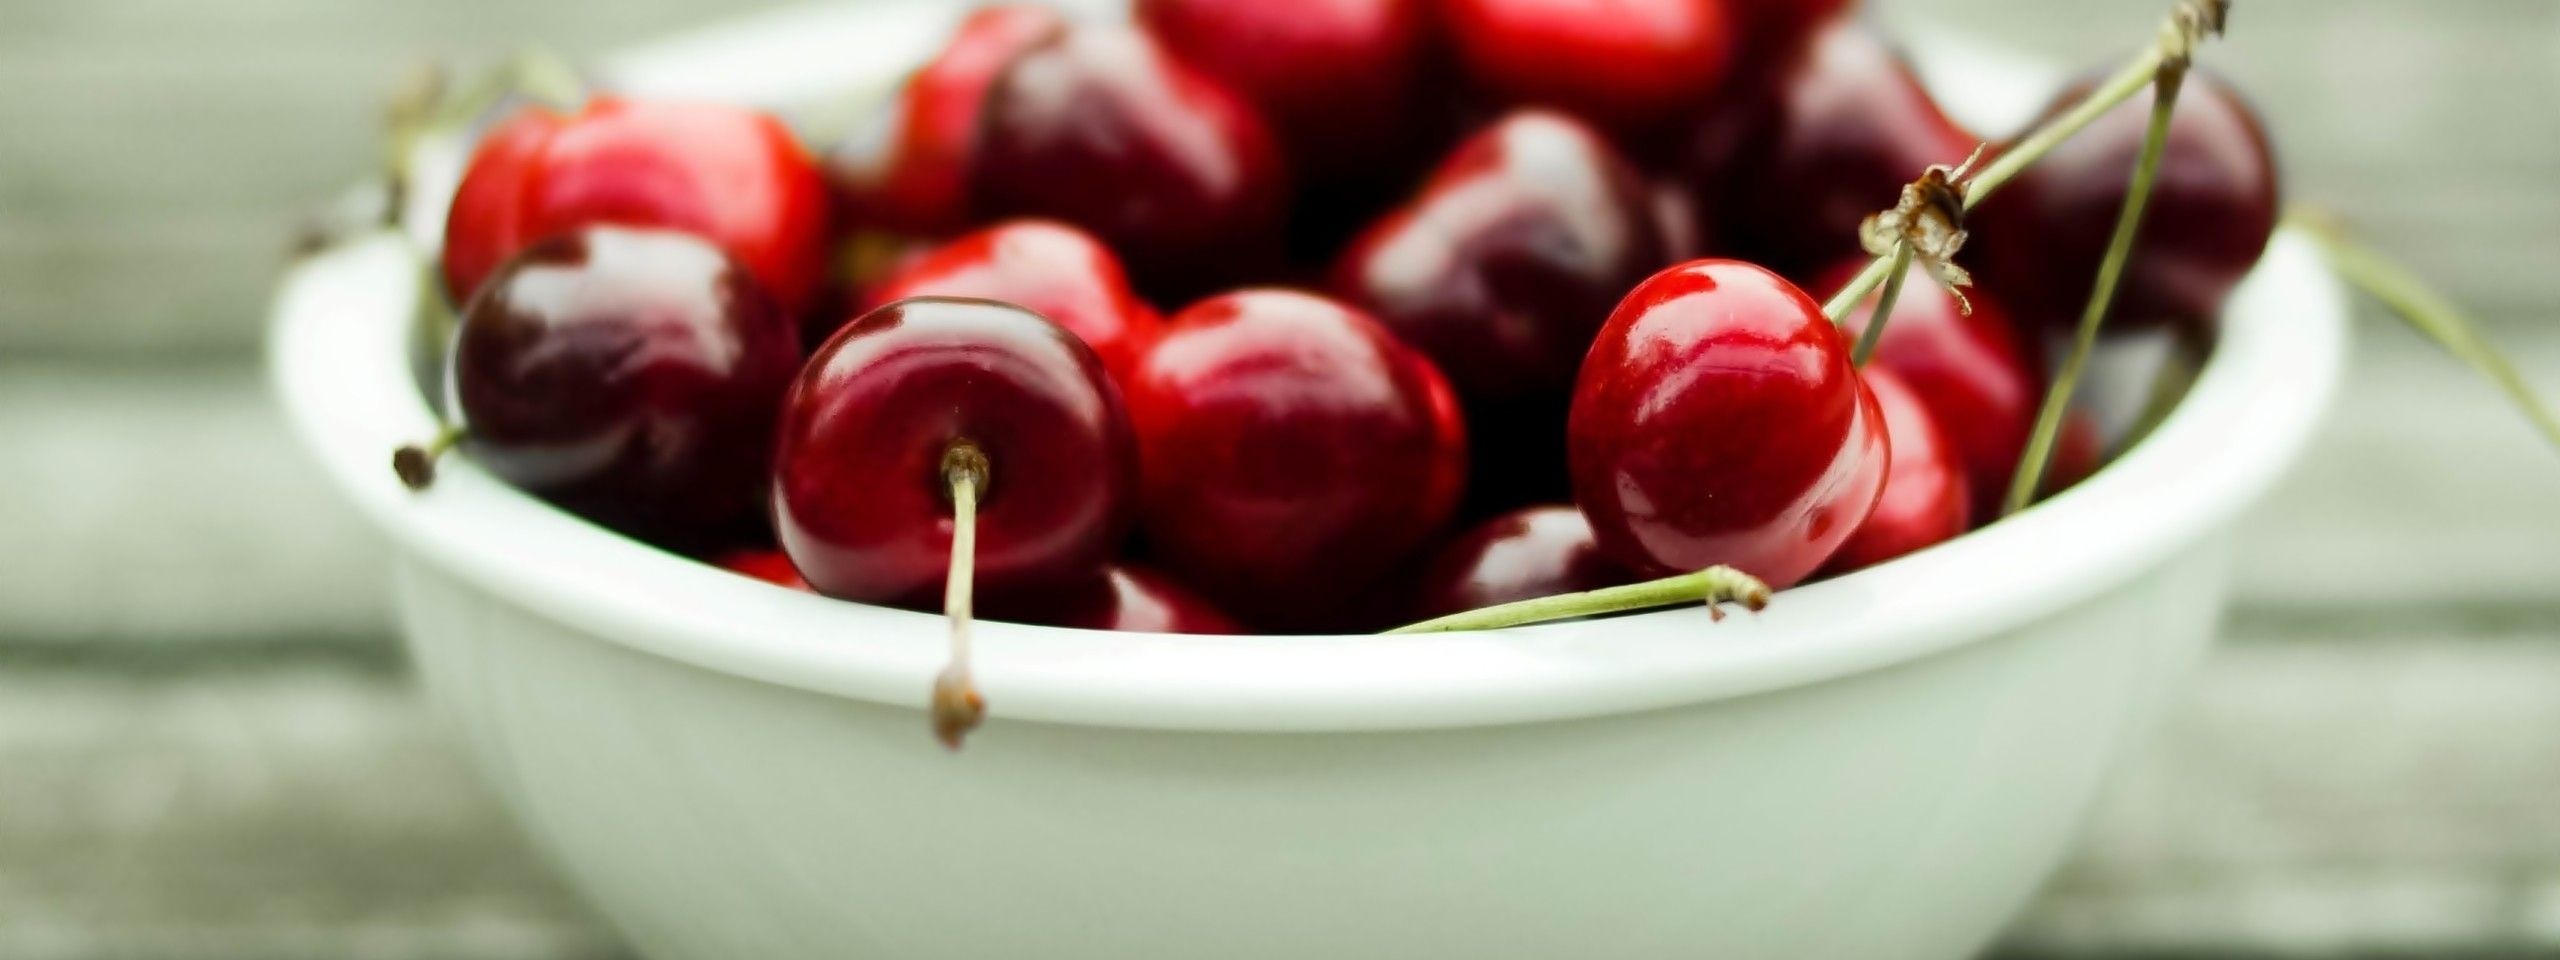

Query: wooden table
[4,0,2557,956]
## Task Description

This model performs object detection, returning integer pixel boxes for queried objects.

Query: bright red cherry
[442,96,830,313]
[826,4,1064,235]
[1677,22,1976,279]
[988,565,1243,635]
[1820,367,1968,574]
[1970,69,2279,334]
[1126,290,1467,630]
[1440,0,1738,134]
[719,549,812,591]
[1569,259,1888,588]
[861,220,1162,386]
[1137,0,1434,176]
[1822,259,2040,517]
[1332,110,1668,510]
[972,23,1290,299]
[1409,506,1632,621]
[773,297,1135,608]
[411,227,802,552]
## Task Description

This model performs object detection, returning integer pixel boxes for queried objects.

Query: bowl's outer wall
[399,539,2229,960]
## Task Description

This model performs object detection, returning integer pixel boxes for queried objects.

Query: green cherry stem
[392,423,466,491]
[1849,243,1915,366]
[2003,64,2189,516]
[1385,566,1772,634]
[2296,211,2560,452]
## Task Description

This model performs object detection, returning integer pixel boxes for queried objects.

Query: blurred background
[3,0,2557,957]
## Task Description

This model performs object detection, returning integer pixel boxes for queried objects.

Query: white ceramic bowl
[272,4,2348,958]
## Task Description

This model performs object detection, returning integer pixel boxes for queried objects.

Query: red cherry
[1137,0,1434,176]
[773,297,1135,607]
[1568,259,1887,588]
[719,549,812,591]
[442,96,830,313]
[428,227,801,551]
[1440,0,1738,134]
[1409,506,1632,621]
[1332,110,1668,510]
[2044,410,2107,498]
[1677,22,1975,278]
[1821,259,2039,517]
[1820,367,1968,574]
[989,565,1243,635]
[1728,0,1856,66]
[825,4,1064,235]
[860,220,1162,386]
[1971,69,2279,334]
[1126,290,1467,629]
[972,24,1290,299]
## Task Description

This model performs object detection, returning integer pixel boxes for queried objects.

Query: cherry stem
[1850,244,1915,367]
[2293,210,2560,453]
[1384,566,1772,634]
[931,441,991,751]
[2004,65,2190,517]
[391,423,465,491]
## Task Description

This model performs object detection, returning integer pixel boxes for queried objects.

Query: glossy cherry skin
[1820,367,1968,575]
[1137,0,1433,176]
[1126,290,1467,630]
[443,96,831,314]
[448,227,802,551]
[773,297,1136,606]
[972,23,1290,298]
[719,549,813,590]
[826,4,1064,235]
[862,220,1161,387]
[1568,259,1888,588]
[988,565,1243,635]
[1678,23,1976,279]
[1822,259,2040,516]
[1409,506,1632,621]
[1970,69,2278,334]
[1440,0,1737,134]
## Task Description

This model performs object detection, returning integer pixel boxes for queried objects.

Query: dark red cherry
[442,96,830,313]
[1137,0,1433,176]
[987,565,1243,635]
[1677,22,1976,278]
[772,297,1135,606]
[440,227,802,550]
[1728,0,1856,66]
[972,23,1290,299]
[1820,367,1968,574]
[1569,259,1887,588]
[1970,69,2278,334]
[2044,410,2106,499]
[1126,290,1467,630]
[1821,259,2039,517]
[719,549,812,591]
[1332,110,1668,510]
[861,220,1162,387]
[826,4,1064,235]
[1440,0,1738,134]
[1409,506,1632,621]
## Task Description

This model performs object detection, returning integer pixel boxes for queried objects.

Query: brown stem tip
[392,445,438,490]
[930,669,986,752]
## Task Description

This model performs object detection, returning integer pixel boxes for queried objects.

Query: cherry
[1440,0,1738,135]
[718,549,812,590]
[1126,290,1467,630]
[400,227,802,552]
[1970,69,2278,334]
[988,565,1243,635]
[1569,259,1887,588]
[2045,410,2106,499]
[1137,0,1434,177]
[1676,22,1976,279]
[442,96,830,313]
[1409,506,1632,621]
[1821,258,2039,517]
[1331,110,1668,510]
[972,23,1290,299]
[1728,0,1856,67]
[1819,367,1968,574]
[860,220,1162,387]
[825,4,1064,235]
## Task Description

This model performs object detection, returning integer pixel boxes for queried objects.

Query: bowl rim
[267,3,2349,733]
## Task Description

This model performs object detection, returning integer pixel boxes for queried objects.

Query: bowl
[270,4,2349,958]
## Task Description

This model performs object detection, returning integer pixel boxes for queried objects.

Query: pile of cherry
[399,0,2278,742]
